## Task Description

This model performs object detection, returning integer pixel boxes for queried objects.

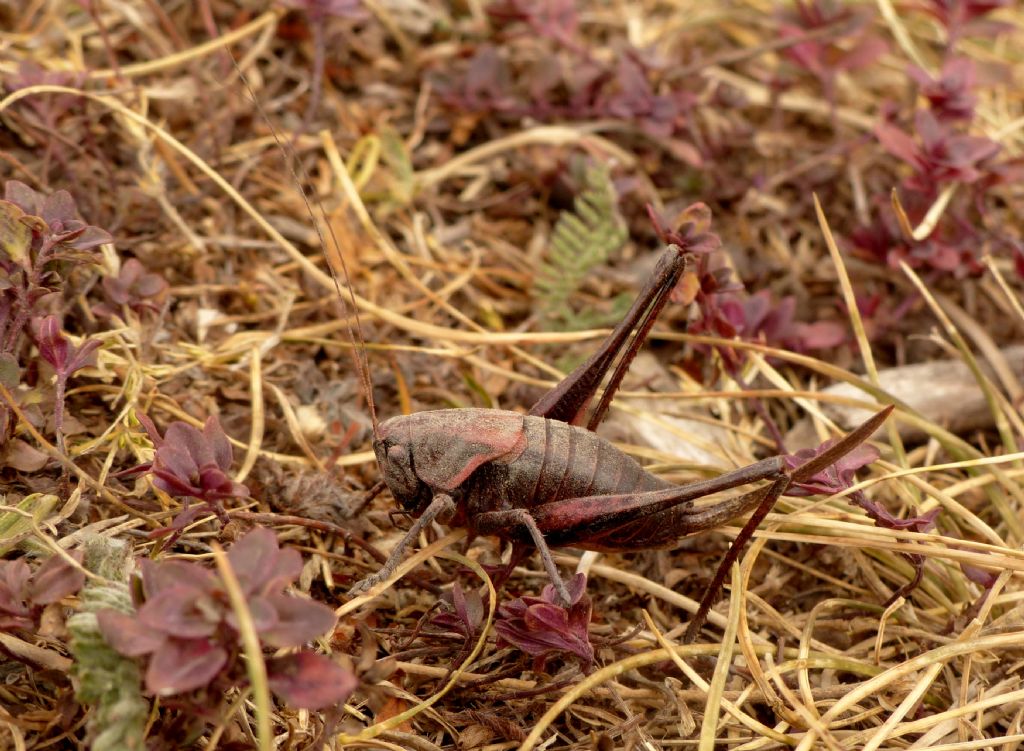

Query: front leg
[348,493,456,597]
[474,508,573,606]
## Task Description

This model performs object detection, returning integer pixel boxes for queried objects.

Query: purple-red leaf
[95,527,336,698]
[137,587,219,638]
[227,527,302,596]
[39,190,76,228]
[225,527,277,589]
[960,560,998,589]
[855,498,939,532]
[917,0,1012,39]
[908,58,977,121]
[260,593,336,648]
[27,551,84,604]
[64,224,112,251]
[2,439,49,472]
[0,614,33,630]
[97,610,165,656]
[795,320,847,349]
[140,558,216,598]
[266,651,357,709]
[102,258,168,312]
[786,433,940,540]
[488,0,579,45]
[0,560,32,620]
[223,594,280,635]
[202,417,233,472]
[0,560,31,598]
[4,180,42,215]
[141,414,249,504]
[34,315,68,372]
[876,110,1001,193]
[875,122,922,168]
[32,316,100,377]
[146,637,228,695]
[779,0,886,84]
[65,338,101,375]
[786,440,879,497]
[495,573,594,671]
[650,203,722,257]
[432,581,486,638]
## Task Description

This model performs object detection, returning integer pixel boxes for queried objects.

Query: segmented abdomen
[461,414,672,517]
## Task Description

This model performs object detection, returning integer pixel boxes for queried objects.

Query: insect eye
[382,441,421,505]
[387,443,410,468]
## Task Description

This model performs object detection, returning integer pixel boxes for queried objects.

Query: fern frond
[535,161,628,329]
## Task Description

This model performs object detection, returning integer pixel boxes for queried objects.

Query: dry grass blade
[212,543,273,751]
[698,562,742,751]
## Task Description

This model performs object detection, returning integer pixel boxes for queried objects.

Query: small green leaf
[380,127,415,205]
[0,200,32,264]
[0,493,58,555]
[535,161,629,330]
[462,372,495,409]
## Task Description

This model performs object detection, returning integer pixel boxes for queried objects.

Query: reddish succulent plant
[875,110,1000,195]
[137,413,248,505]
[907,58,978,121]
[97,258,168,317]
[916,0,1012,42]
[494,572,593,672]
[431,581,487,639]
[0,552,84,632]
[97,527,355,709]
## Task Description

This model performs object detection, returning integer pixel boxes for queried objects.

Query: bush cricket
[335,230,891,642]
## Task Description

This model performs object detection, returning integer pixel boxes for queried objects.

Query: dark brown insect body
[376,409,669,537]
[375,408,783,551]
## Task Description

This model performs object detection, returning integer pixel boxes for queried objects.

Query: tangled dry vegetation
[2,1,1024,749]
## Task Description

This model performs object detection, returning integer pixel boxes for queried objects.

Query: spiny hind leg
[683,473,790,643]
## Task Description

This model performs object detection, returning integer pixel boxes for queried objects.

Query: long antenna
[228,54,378,433]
